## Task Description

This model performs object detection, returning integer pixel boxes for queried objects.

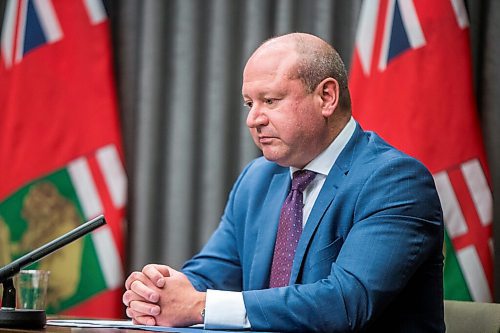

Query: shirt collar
[290,117,356,177]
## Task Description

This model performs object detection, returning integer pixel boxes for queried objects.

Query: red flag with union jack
[350,0,493,302]
[0,0,126,317]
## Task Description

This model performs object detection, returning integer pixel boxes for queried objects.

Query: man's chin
[262,152,291,167]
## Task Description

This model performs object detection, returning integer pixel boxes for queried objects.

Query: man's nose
[246,104,268,128]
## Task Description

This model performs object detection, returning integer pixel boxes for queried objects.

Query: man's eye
[244,101,253,108]
[264,99,274,105]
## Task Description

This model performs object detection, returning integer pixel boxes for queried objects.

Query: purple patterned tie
[269,170,316,288]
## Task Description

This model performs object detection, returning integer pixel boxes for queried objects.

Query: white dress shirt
[204,118,357,329]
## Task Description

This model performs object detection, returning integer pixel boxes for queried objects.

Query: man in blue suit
[123,33,444,332]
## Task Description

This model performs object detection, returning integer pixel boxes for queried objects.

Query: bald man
[123,33,444,332]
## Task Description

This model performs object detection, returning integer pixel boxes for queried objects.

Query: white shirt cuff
[204,289,251,330]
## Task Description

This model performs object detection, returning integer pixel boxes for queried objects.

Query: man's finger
[125,306,135,318]
[130,280,160,303]
[133,316,156,326]
[127,308,157,326]
[122,289,153,307]
[125,271,146,290]
[142,264,171,288]
[129,299,161,317]
[123,290,133,307]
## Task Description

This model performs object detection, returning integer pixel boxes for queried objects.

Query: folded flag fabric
[350,0,493,302]
[0,0,126,317]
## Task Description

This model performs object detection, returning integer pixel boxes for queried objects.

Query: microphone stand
[0,215,106,329]
[0,276,46,328]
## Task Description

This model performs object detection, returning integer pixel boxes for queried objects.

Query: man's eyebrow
[243,90,280,99]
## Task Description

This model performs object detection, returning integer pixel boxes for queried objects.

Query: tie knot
[291,170,316,192]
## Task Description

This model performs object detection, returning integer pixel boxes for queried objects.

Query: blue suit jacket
[183,124,444,332]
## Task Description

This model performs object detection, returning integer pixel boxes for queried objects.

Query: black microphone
[0,215,106,329]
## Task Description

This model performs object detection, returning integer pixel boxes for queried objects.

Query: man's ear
[317,78,339,117]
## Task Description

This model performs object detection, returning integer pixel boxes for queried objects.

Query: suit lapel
[248,171,290,289]
[290,124,366,284]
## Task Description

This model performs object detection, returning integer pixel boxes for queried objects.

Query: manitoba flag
[350,0,493,302]
[0,0,126,317]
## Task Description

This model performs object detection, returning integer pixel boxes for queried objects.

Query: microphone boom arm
[0,215,106,283]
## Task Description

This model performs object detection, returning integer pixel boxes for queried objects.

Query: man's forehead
[244,47,298,78]
[241,66,304,98]
[252,39,296,59]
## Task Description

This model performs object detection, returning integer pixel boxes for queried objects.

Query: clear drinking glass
[15,270,50,310]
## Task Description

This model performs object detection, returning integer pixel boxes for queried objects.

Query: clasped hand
[122,264,206,327]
